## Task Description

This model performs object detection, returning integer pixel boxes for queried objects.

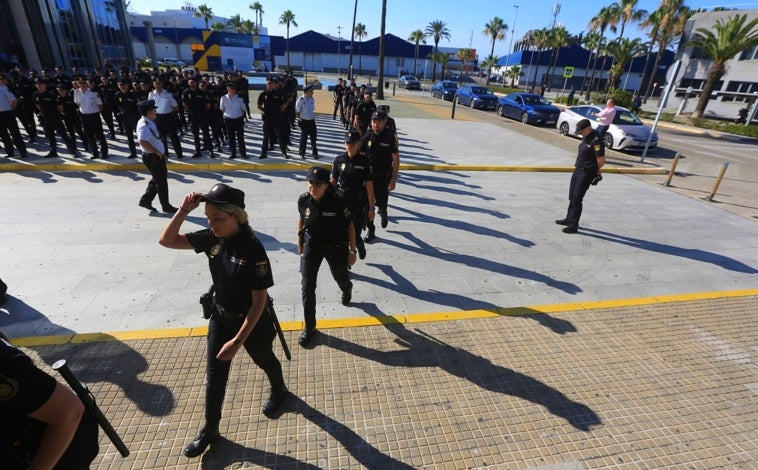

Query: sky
[127,0,758,58]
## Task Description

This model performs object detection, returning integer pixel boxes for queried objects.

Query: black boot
[183,422,220,458]
[262,384,289,418]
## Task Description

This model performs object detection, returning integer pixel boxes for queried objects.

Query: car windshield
[404,76,418,81]
[613,109,643,125]
[572,106,598,119]
[523,95,550,105]
[443,81,458,88]
[472,87,492,95]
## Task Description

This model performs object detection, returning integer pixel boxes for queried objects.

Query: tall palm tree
[545,25,570,91]
[638,6,665,101]
[581,31,603,94]
[408,29,426,77]
[455,47,474,84]
[249,2,264,29]
[506,64,524,87]
[644,0,690,100]
[615,0,648,40]
[194,4,214,30]
[354,23,367,75]
[586,5,619,99]
[240,19,258,35]
[604,37,645,89]
[377,0,388,100]
[210,22,225,32]
[227,14,244,34]
[685,14,758,118]
[530,28,551,91]
[483,17,508,83]
[279,10,298,69]
[425,20,452,82]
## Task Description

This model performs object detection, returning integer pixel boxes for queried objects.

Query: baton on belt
[266,296,291,361]
[53,359,130,457]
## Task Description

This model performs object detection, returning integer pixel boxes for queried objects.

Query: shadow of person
[200,437,320,469]
[321,324,600,431]
[0,296,175,417]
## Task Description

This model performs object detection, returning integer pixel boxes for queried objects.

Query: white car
[157,58,187,68]
[556,105,658,152]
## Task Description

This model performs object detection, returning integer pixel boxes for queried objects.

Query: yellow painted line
[8,289,758,346]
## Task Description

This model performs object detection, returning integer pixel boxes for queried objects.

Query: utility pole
[551,2,561,28]
[337,25,342,76]
[504,5,519,73]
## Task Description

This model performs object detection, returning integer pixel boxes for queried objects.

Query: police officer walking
[158,183,290,458]
[361,110,400,242]
[114,79,140,159]
[0,72,27,158]
[136,99,178,214]
[353,89,376,135]
[219,82,247,159]
[331,130,374,260]
[149,79,184,160]
[555,118,606,234]
[332,78,345,121]
[295,84,318,159]
[297,166,358,347]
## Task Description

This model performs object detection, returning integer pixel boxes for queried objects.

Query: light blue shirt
[0,84,17,112]
[296,95,315,120]
[137,116,165,155]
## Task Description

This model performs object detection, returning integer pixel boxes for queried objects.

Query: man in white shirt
[219,82,247,159]
[295,85,318,160]
[0,73,27,158]
[148,79,183,159]
[136,99,178,214]
[74,78,108,159]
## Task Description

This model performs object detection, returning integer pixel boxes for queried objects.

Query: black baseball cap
[137,99,156,114]
[371,110,387,120]
[344,130,361,144]
[201,183,246,209]
[574,118,592,134]
[305,166,330,183]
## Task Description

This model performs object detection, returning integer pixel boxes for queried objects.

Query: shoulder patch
[255,261,269,277]
[0,374,20,402]
[594,144,601,152]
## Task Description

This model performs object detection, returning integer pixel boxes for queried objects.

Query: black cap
[303,84,314,92]
[137,99,156,114]
[225,81,235,87]
[305,166,331,183]
[371,110,387,120]
[344,130,361,144]
[574,118,592,134]
[377,104,390,112]
[200,183,246,209]
[34,78,48,85]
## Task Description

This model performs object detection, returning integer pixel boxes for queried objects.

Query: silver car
[557,105,658,152]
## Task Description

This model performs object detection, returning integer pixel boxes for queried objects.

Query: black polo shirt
[332,152,373,194]
[575,130,604,169]
[298,190,351,244]
[361,128,398,175]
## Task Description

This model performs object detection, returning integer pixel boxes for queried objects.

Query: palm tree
[210,22,225,32]
[638,6,665,101]
[483,17,508,83]
[604,37,645,89]
[240,19,258,35]
[581,31,603,95]
[545,25,570,91]
[194,4,214,30]
[615,0,648,40]
[586,5,619,99]
[455,48,474,84]
[480,54,499,82]
[377,0,388,100]
[279,10,298,69]
[506,64,524,87]
[354,23,367,75]
[408,29,426,77]
[685,14,758,118]
[249,2,264,29]
[425,20,452,82]
[227,14,244,34]
[644,1,690,101]
[530,28,551,91]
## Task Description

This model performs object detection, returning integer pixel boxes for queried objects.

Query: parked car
[157,57,187,68]
[454,85,498,110]
[398,75,421,90]
[496,92,561,126]
[431,80,459,101]
[556,105,658,152]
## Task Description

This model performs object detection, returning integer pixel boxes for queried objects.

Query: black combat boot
[183,422,220,458]
[262,384,289,418]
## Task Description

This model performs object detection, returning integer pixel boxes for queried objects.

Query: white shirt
[148,89,177,114]
[74,88,102,114]
[219,93,246,119]
[0,84,16,112]
[136,116,165,155]
[296,95,315,120]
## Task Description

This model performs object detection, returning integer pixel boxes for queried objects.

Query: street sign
[562,66,574,78]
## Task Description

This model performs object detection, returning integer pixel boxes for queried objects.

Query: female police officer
[297,166,358,347]
[331,129,375,260]
[159,183,289,458]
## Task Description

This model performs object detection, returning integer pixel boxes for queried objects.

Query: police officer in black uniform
[297,166,358,347]
[159,183,289,459]
[256,77,288,159]
[332,77,345,121]
[115,79,140,159]
[96,75,117,139]
[182,78,213,158]
[361,110,400,242]
[10,70,38,143]
[331,130,375,260]
[34,78,75,158]
[56,83,87,155]
[555,118,606,234]
[353,89,376,136]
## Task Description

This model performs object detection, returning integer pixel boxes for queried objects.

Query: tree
[530,28,551,91]
[407,30,426,77]
[483,17,508,84]
[685,14,758,118]
[455,48,475,84]
[506,64,524,87]
[354,23,367,75]
[545,25,570,91]
[644,1,691,101]
[638,6,665,100]
[194,4,214,30]
[614,0,648,40]
[604,37,645,89]
[227,14,244,34]
[249,2,264,29]
[586,5,619,99]
[480,54,499,81]
[377,0,388,100]
[581,31,603,94]
[425,20,452,82]
[240,19,258,35]
[210,22,225,32]
[279,10,298,69]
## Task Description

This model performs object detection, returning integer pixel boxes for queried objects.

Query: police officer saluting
[136,99,178,214]
[555,118,605,234]
[361,110,400,242]
[219,82,247,159]
[297,166,358,347]
[332,130,375,260]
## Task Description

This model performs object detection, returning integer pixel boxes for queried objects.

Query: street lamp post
[337,26,342,76]
[504,5,519,74]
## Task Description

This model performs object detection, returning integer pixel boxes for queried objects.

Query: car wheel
[521,112,529,124]
[470,100,476,109]
[603,134,613,149]
[496,105,503,117]
[559,122,569,136]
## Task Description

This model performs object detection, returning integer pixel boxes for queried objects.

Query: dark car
[496,93,561,126]
[431,80,458,101]
[455,85,498,110]
[398,75,421,90]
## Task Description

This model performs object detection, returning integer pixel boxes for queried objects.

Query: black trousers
[100,106,116,136]
[139,153,170,209]
[225,116,246,158]
[0,110,26,157]
[41,113,74,154]
[80,113,107,157]
[297,119,318,157]
[565,167,596,227]
[333,98,343,120]
[300,242,351,330]
[205,310,282,423]
[15,100,36,140]
[189,112,212,153]
[366,172,391,234]
[120,113,139,156]
[261,117,287,156]
[62,116,86,151]
[155,113,183,158]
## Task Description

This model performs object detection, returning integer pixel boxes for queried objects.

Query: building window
[722,81,758,102]
[738,45,758,61]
